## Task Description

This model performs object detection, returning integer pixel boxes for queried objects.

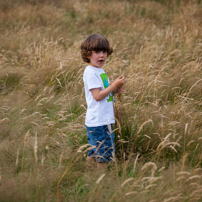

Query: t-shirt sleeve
[85,71,102,90]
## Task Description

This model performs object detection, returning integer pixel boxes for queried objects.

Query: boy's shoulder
[84,65,104,74]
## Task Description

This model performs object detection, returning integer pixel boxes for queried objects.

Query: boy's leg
[86,126,105,162]
[86,126,99,170]
[86,125,115,169]
[97,162,107,170]
[97,125,115,170]
[85,156,96,171]
[103,124,115,161]
[86,126,96,162]
[86,156,94,163]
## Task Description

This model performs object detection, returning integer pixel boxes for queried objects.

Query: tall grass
[0,0,202,201]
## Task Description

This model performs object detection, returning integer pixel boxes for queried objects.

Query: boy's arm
[90,75,124,101]
[90,84,116,101]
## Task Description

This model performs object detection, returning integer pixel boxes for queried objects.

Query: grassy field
[0,0,202,201]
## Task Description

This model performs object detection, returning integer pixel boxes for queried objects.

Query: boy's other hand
[117,86,124,94]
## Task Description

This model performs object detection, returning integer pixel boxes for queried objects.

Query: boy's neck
[89,63,102,68]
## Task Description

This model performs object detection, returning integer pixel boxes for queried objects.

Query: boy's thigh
[86,126,103,145]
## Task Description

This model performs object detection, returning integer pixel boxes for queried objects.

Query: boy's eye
[94,50,106,54]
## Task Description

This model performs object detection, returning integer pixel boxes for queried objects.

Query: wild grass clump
[0,0,202,201]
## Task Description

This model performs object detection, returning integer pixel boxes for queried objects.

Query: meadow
[0,0,202,201]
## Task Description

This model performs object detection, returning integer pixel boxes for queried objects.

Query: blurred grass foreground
[0,0,202,201]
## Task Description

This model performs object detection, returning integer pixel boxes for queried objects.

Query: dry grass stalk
[132,153,140,176]
[137,119,153,135]
[181,153,188,172]
[141,162,157,172]
[34,133,38,163]
[96,174,105,184]
[163,193,182,202]
[125,191,137,196]
[15,148,19,167]
[58,153,63,169]
[0,169,1,184]
[121,178,134,187]
[41,155,45,167]
[77,144,91,153]
[21,130,30,172]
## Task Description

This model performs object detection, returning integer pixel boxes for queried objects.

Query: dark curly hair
[81,34,113,63]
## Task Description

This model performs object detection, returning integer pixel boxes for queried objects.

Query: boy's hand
[113,75,125,89]
[90,75,124,101]
[117,86,123,94]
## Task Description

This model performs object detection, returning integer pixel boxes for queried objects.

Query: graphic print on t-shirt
[100,73,113,102]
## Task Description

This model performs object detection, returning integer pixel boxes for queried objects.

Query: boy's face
[88,50,107,68]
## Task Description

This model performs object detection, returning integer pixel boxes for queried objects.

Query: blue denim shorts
[86,124,115,163]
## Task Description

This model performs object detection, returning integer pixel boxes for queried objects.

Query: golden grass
[0,0,202,201]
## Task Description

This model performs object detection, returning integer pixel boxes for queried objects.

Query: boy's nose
[100,51,104,57]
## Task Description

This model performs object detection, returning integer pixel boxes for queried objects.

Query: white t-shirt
[83,65,115,127]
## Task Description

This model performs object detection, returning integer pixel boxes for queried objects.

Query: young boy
[81,34,124,169]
